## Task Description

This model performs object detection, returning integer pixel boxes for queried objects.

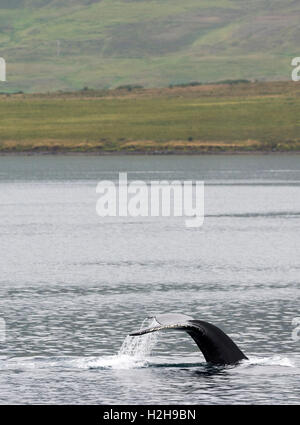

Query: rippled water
[0,154,299,404]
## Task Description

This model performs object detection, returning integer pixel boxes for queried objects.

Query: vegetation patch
[0,81,299,154]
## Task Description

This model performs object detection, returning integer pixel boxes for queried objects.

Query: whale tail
[130,313,248,365]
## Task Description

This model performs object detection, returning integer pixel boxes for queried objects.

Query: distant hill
[0,0,299,92]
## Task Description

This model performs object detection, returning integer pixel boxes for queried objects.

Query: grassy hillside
[0,81,299,153]
[0,0,299,92]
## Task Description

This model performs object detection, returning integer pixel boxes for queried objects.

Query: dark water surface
[0,154,299,404]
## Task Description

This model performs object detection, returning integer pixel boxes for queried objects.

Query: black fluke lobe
[130,313,248,365]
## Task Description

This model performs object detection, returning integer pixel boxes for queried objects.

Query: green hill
[0,0,299,92]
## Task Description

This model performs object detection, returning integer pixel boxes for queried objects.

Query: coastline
[0,148,299,156]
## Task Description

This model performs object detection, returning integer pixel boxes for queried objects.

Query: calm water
[0,154,299,405]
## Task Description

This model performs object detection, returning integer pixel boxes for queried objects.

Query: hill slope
[0,0,299,92]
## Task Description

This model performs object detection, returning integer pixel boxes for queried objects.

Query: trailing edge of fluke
[130,313,248,365]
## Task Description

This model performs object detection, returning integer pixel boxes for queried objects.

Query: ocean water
[0,154,299,405]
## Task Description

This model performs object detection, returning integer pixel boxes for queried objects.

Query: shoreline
[0,149,299,156]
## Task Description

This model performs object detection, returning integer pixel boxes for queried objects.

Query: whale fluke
[130,313,248,365]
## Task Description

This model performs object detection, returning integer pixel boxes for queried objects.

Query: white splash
[118,318,158,359]
[245,355,295,367]
[77,318,159,370]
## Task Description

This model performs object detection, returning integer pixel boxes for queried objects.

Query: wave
[206,211,300,218]
[0,354,295,372]
[244,355,295,367]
